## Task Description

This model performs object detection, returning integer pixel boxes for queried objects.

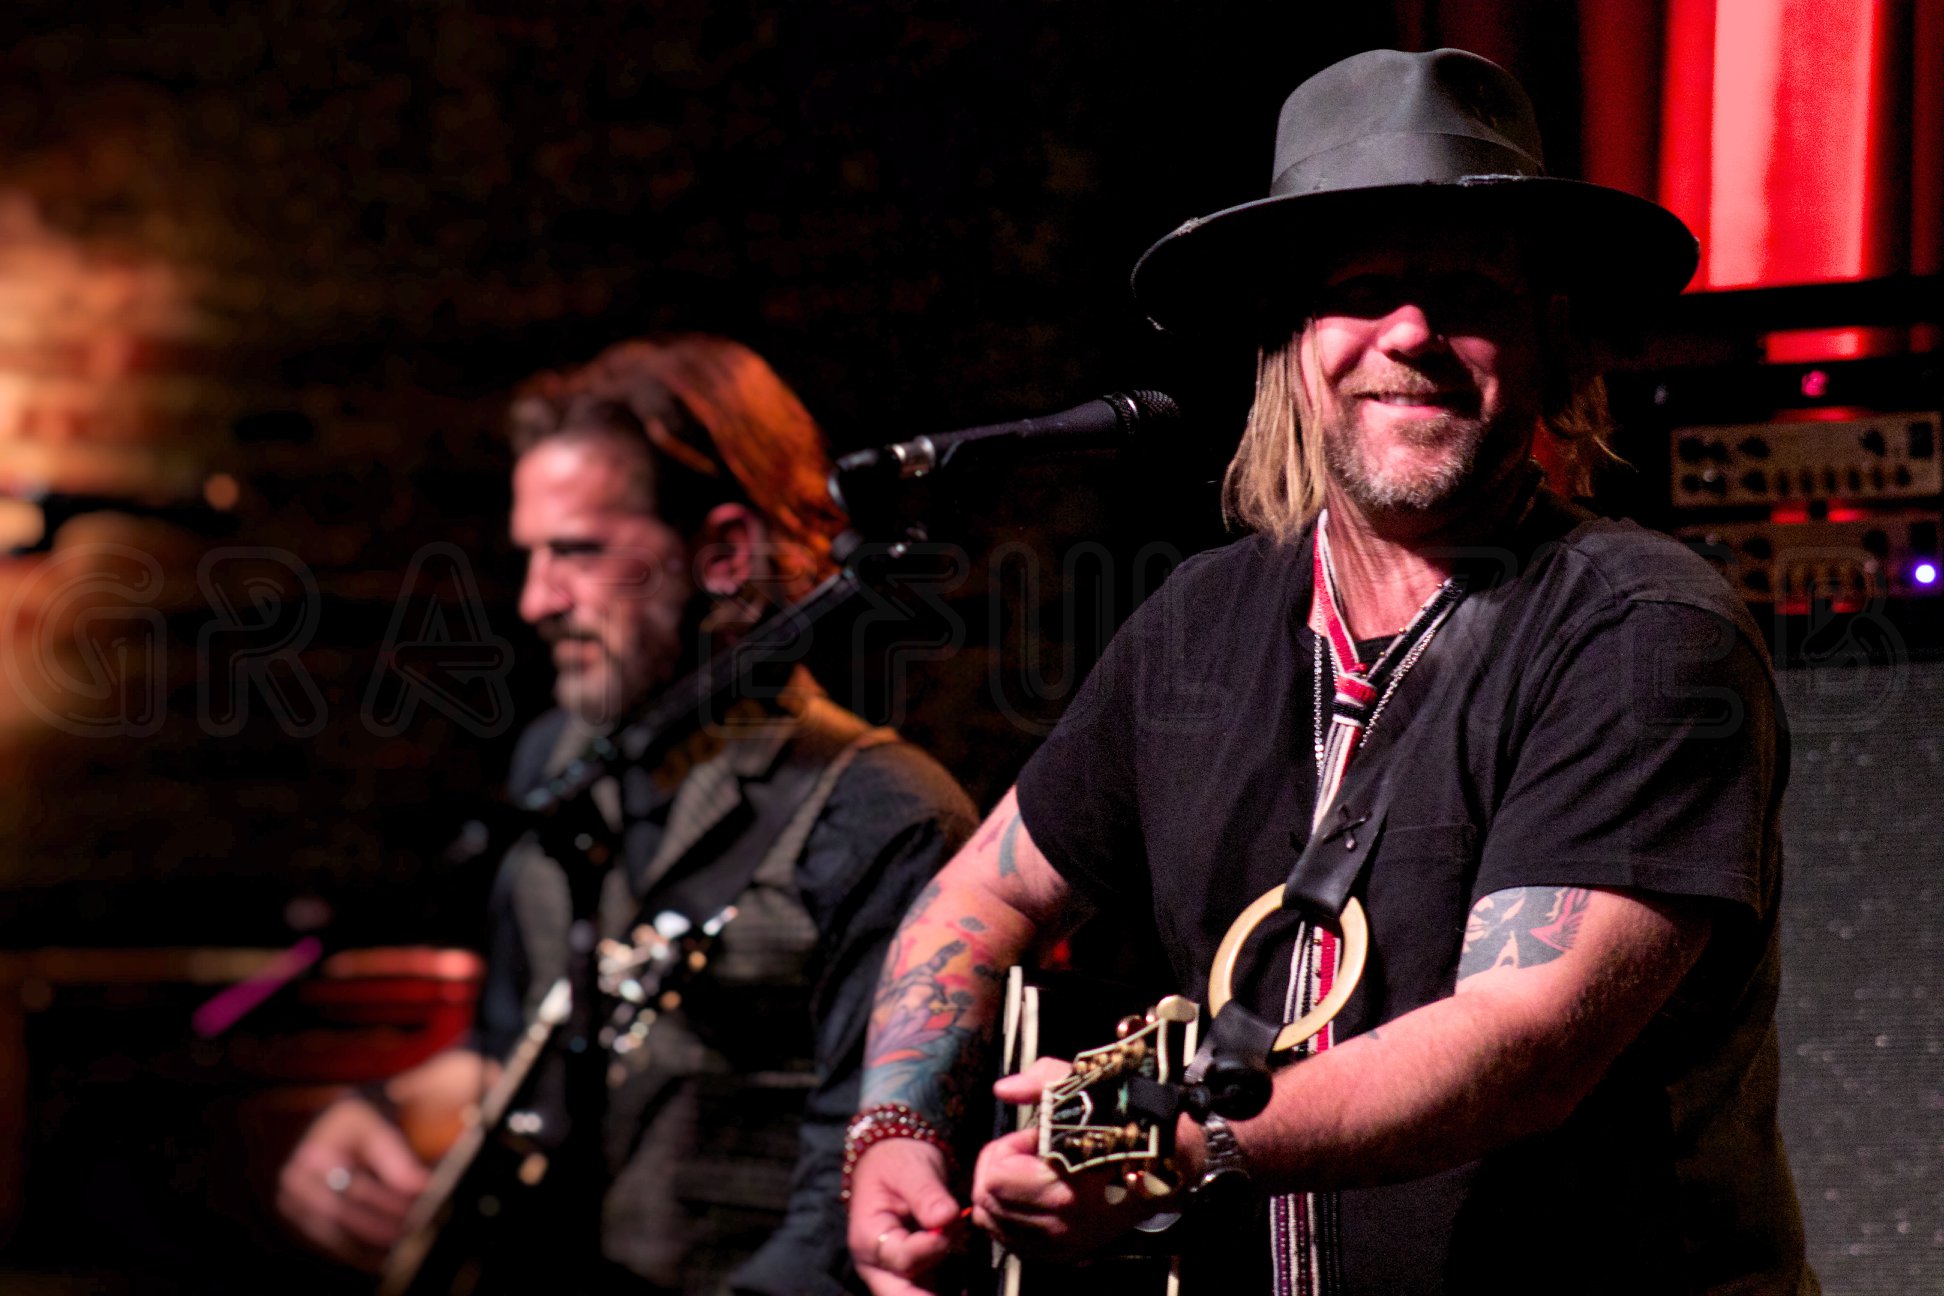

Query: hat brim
[1130,176,1699,337]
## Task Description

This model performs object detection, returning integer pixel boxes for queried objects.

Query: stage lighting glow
[1915,562,1939,586]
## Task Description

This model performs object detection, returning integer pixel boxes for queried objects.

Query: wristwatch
[1191,1113,1253,1208]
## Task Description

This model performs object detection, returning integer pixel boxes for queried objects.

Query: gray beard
[1321,409,1489,513]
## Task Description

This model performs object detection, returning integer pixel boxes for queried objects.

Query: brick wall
[0,2,1400,943]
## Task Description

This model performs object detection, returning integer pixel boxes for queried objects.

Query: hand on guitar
[970,1057,1164,1264]
[277,1094,431,1272]
[847,1138,964,1295]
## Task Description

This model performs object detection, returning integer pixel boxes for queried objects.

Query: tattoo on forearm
[860,893,1001,1126]
[1457,886,1592,980]
[997,813,1022,878]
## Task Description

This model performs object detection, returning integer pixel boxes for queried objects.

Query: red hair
[509,335,847,584]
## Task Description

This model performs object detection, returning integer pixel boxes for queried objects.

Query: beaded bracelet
[841,1102,955,1201]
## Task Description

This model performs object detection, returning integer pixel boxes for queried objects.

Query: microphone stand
[452,527,920,869]
[439,523,930,1288]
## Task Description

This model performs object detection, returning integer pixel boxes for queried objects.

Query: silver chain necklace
[1311,622,1442,775]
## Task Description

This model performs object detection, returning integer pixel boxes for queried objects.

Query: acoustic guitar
[986,892,1371,1294]
[988,966,1199,1296]
[377,907,735,1296]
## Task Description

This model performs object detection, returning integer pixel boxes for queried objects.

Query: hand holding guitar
[278,1048,494,1274]
[971,1057,1164,1264]
[846,792,1105,1293]
[277,1092,431,1272]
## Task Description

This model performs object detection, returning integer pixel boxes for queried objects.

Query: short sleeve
[1477,600,1782,913]
[1014,601,1150,908]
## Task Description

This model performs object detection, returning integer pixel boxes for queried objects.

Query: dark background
[0,1,1450,947]
[0,2,1937,1292]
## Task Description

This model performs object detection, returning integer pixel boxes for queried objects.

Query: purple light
[1915,562,1939,587]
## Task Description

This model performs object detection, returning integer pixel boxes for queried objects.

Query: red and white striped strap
[1310,510,1465,830]
[1277,511,1467,1296]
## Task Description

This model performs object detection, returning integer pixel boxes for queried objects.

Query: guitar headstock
[1037,994,1198,1191]
[595,905,736,1062]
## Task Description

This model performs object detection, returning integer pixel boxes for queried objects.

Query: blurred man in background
[280,335,974,1294]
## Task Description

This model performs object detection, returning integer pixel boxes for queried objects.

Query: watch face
[1132,1208,1186,1235]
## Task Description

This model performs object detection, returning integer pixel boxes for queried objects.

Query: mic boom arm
[828,389,1179,510]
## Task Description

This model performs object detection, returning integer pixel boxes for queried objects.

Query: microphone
[830,390,1180,510]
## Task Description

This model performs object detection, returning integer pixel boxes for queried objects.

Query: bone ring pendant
[1208,890,1369,1055]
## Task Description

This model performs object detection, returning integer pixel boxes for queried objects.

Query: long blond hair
[1221,303,1614,541]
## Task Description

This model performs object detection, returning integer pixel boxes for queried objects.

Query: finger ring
[324,1166,352,1194]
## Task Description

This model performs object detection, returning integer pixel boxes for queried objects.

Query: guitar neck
[378,907,740,1296]
[992,969,1199,1296]
[378,978,571,1296]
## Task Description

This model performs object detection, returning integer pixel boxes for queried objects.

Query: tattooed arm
[847,786,1089,1295]
[1168,885,1711,1195]
[1458,885,1596,977]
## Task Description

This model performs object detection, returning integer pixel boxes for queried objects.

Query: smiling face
[511,435,697,727]
[1297,225,1548,522]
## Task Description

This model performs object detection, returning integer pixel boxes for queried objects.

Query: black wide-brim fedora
[1130,47,1700,335]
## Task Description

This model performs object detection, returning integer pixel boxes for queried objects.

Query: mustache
[1353,355,1469,390]
[1342,365,1479,403]
[1345,373,1477,398]
[537,618,601,647]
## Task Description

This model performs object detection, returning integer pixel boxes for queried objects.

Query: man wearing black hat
[844,48,1813,1296]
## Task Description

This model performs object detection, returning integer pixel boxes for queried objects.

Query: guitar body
[379,1091,567,1296]
[987,967,1198,1296]
[379,909,735,1296]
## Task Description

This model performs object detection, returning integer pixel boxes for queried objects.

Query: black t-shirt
[1015,497,1811,1295]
